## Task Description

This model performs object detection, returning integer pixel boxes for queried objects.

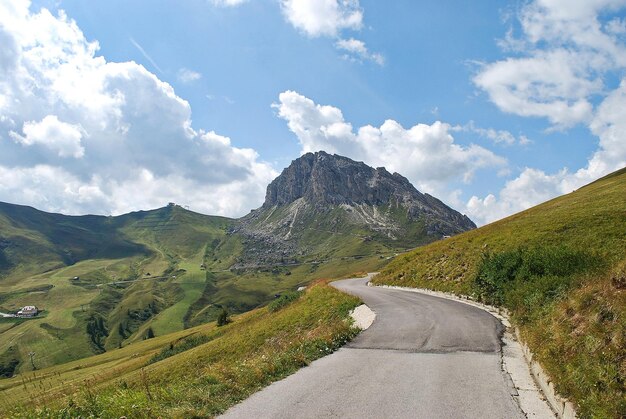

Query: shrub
[86,315,109,351]
[473,245,602,321]
[145,327,155,339]
[0,358,19,378]
[268,291,303,312]
[217,308,230,326]
[148,333,217,364]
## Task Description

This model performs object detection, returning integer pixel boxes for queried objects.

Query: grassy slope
[373,168,626,418]
[0,202,150,280]
[0,199,409,374]
[0,205,234,373]
[0,258,141,371]
[1,282,361,418]
[115,206,234,339]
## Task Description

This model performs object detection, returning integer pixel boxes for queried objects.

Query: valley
[0,161,623,418]
[0,152,474,375]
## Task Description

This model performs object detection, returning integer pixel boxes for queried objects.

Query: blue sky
[1,0,625,224]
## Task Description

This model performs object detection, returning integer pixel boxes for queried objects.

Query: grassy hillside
[1,282,361,418]
[0,202,391,375]
[0,202,150,279]
[0,204,235,374]
[373,167,626,418]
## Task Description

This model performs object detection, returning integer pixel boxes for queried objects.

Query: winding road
[221,275,534,418]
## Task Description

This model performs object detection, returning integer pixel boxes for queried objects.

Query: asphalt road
[221,275,524,419]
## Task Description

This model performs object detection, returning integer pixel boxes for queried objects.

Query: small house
[17,305,38,318]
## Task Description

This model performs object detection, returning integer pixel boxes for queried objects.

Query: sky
[0,0,625,225]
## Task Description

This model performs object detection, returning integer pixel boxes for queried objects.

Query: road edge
[373,281,575,419]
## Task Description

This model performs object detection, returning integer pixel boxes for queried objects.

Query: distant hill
[0,202,150,277]
[373,166,626,418]
[0,203,233,375]
[0,152,475,374]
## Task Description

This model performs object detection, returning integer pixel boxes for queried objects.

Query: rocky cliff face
[263,151,475,230]
[233,151,476,268]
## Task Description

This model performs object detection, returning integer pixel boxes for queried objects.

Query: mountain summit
[263,151,475,232]
[264,151,414,207]
[237,152,476,267]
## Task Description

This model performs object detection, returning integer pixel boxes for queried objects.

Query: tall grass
[474,246,602,320]
[5,282,361,418]
[268,290,303,312]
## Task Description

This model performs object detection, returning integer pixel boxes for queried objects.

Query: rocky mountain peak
[264,151,424,208]
[258,150,475,234]
[236,151,476,269]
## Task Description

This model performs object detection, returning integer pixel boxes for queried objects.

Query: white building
[17,305,38,318]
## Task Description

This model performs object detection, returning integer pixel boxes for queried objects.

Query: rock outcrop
[265,151,474,228]
[233,151,476,268]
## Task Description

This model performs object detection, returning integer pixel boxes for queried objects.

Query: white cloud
[211,0,248,6]
[519,0,626,53]
[451,121,529,146]
[280,0,362,37]
[584,78,626,179]
[475,0,626,128]
[279,1,382,66]
[474,50,599,127]
[9,115,85,158]
[274,90,506,197]
[336,38,384,65]
[606,17,626,35]
[467,0,626,225]
[465,167,571,224]
[0,0,277,216]
[177,68,202,83]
